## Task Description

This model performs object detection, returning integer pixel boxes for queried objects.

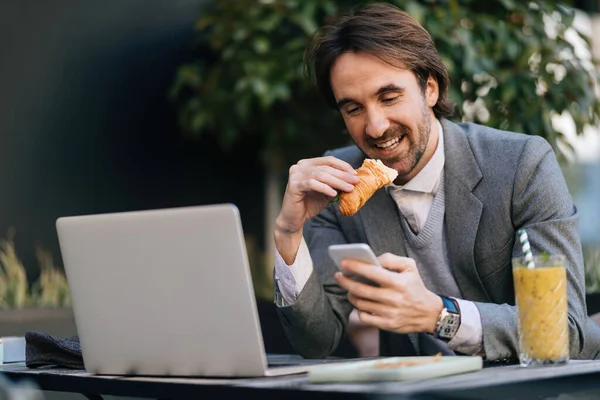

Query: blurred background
[0,0,600,378]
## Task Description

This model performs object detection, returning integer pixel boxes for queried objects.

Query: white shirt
[273,119,483,355]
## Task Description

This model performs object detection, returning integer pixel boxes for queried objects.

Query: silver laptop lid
[56,203,269,377]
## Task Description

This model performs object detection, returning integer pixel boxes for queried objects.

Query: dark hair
[304,3,454,118]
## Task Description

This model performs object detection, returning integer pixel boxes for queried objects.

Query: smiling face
[330,52,440,184]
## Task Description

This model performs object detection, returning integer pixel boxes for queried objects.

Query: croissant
[339,159,398,216]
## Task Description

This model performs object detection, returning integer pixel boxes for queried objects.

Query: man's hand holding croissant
[275,157,399,265]
[275,156,359,264]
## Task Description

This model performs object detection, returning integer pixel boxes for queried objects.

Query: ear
[425,75,439,108]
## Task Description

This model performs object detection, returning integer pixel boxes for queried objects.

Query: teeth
[376,137,401,149]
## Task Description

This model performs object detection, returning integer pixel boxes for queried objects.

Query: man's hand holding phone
[329,244,443,335]
[328,243,381,285]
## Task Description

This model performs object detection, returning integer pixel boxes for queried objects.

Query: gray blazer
[275,119,587,362]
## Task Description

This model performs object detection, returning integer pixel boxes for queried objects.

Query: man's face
[330,52,440,184]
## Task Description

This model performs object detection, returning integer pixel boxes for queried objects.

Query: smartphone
[328,243,381,285]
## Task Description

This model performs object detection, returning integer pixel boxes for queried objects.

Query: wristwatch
[433,296,461,342]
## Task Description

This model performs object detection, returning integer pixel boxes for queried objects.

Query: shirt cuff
[447,298,484,356]
[273,238,314,307]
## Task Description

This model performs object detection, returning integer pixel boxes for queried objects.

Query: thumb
[378,253,417,273]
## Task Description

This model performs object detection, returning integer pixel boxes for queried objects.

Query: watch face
[439,312,460,339]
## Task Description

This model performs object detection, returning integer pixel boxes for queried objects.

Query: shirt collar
[390,119,445,194]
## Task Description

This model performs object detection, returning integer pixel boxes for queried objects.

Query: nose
[364,108,390,138]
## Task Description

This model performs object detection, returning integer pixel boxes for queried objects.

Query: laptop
[56,203,340,377]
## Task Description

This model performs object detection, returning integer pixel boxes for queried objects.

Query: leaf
[191,112,209,133]
[252,37,270,54]
[501,83,517,103]
[404,1,426,23]
[328,194,340,206]
[195,15,214,31]
[539,251,551,264]
[557,5,576,28]
[290,2,318,35]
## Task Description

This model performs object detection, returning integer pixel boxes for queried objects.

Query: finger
[347,292,390,316]
[298,156,358,174]
[334,271,355,290]
[291,177,338,197]
[306,168,357,192]
[335,269,396,305]
[339,258,392,287]
[312,165,360,185]
[356,310,391,330]
[378,253,417,273]
[289,164,357,195]
[292,163,358,191]
[335,269,376,293]
[335,271,375,295]
[347,282,398,307]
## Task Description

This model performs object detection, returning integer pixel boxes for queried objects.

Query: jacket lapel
[442,120,490,302]
[359,188,406,258]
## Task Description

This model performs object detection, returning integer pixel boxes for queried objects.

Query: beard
[363,102,432,180]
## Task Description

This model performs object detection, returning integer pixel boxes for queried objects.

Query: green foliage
[418,0,599,161]
[245,235,274,301]
[0,231,29,308]
[583,245,600,293]
[170,0,349,170]
[328,193,341,206]
[0,229,71,309]
[539,251,552,264]
[29,247,72,308]
[170,0,600,169]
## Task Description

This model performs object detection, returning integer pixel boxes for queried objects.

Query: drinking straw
[517,229,535,269]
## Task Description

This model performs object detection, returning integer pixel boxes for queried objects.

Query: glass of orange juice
[512,254,569,367]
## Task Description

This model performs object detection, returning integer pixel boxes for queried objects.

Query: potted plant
[0,229,75,337]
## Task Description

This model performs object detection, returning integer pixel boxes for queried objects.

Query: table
[4,357,600,400]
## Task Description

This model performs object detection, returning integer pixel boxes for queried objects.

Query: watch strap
[441,295,459,314]
[433,296,461,341]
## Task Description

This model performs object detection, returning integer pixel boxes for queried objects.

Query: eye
[382,96,399,104]
[345,106,362,116]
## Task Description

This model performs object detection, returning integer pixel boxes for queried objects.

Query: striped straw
[517,229,535,269]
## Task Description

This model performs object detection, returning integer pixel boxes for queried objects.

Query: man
[272,3,588,362]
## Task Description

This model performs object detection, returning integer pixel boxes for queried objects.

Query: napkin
[24,331,84,369]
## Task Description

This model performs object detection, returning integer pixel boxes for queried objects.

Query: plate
[307,355,483,383]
